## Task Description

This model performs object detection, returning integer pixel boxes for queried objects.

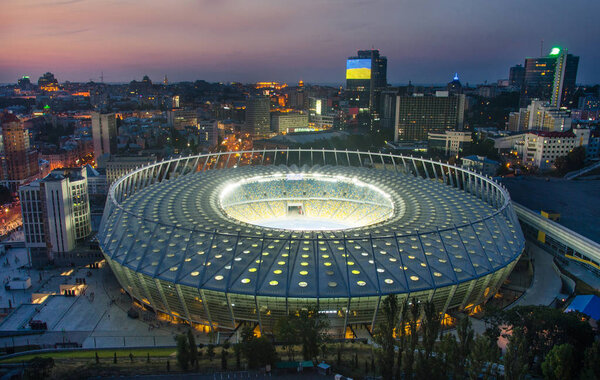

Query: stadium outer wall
[98,149,525,334]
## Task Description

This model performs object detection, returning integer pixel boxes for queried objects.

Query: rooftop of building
[0,112,20,124]
[43,167,85,182]
[527,130,576,138]
[462,155,500,165]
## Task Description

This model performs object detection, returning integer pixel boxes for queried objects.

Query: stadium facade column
[175,284,193,322]
[199,289,215,331]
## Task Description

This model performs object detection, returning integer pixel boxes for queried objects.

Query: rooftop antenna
[540,39,544,56]
[100,71,104,83]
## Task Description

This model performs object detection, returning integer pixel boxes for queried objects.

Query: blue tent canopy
[565,295,600,320]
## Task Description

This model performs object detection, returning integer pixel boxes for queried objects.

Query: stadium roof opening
[219,173,394,231]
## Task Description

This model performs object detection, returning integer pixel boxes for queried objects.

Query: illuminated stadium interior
[219,173,394,231]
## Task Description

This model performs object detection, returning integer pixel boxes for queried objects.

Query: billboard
[346,59,371,80]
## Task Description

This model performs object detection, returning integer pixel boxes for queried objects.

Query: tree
[274,315,298,361]
[439,333,459,378]
[176,334,191,371]
[207,344,215,362]
[404,298,420,379]
[499,306,594,374]
[113,352,117,363]
[374,294,399,380]
[187,329,198,370]
[504,327,529,380]
[456,317,474,376]
[420,300,442,378]
[554,146,586,175]
[25,357,54,379]
[580,340,600,379]
[468,334,500,380]
[221,342,230,370]
[542,343,575,380]
[239,325,277,369]
[395,298,409,380]
[234,343,242,370]
[291,308,329,361]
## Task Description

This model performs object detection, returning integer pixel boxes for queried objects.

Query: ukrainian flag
[346,59,371,80]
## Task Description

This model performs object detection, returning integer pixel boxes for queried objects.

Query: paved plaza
[501,176,600,243]
[0,248,207,350]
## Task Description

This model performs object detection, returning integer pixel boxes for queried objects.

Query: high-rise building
[346,49,387,129]
[509,64,525,88]
[520,47,579,108]
[507,100,572,132]
[19,167,91,266]
[245,96,271,137]
[167,109,197,130]
[91,112,117,162]
[394,92,465,142]
[37,72,58,87]
[0,113,39,190]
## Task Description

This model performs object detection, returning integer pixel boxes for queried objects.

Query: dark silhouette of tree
[176,334,191,371]
[207,344,215,362]
[187,329,198,370]
[456,317,474,376]
[395,298,409,380]
[580,340,600,379]
[274,315,298,361]
[404,298,420,379]
[504,327,528,380]
[554,146,586,175]
[542,343,575,380]
[374,294,399,380]
[221,342,230,370]
[468,334,500,380]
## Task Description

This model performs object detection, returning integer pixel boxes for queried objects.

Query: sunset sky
[1,0,599,85]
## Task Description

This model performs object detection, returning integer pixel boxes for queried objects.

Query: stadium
[98,149,525,334]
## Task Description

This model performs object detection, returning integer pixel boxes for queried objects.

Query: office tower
[167,108,197,130]
[0,113,39,190]
[17,76,31,89]
[550,48,578,108]
[447,73,463,94]
[245,96,271,137]
[509,64,525,88]
[198,120,219,148]
[380,89,399,131]
[19,167,91,266]
[394,92,465,142]
[346,49,387,129]
[37,72,58,87]
[520,47,579,107]
[91,112,117,162]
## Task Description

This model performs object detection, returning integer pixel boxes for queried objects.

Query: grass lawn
[1,342,385,379]
[0,347,176,363]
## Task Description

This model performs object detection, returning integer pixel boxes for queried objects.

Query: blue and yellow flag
[346,59,371,80]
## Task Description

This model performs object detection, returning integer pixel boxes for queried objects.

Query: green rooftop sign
[549,47,561,56]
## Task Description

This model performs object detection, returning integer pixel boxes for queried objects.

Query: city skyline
[1,0,600,85]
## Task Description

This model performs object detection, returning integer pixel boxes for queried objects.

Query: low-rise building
[461,155,500,177]
[105,154,157,185]
[523,130,578,170]
[270,112,309,134]
[428,131,472,156]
